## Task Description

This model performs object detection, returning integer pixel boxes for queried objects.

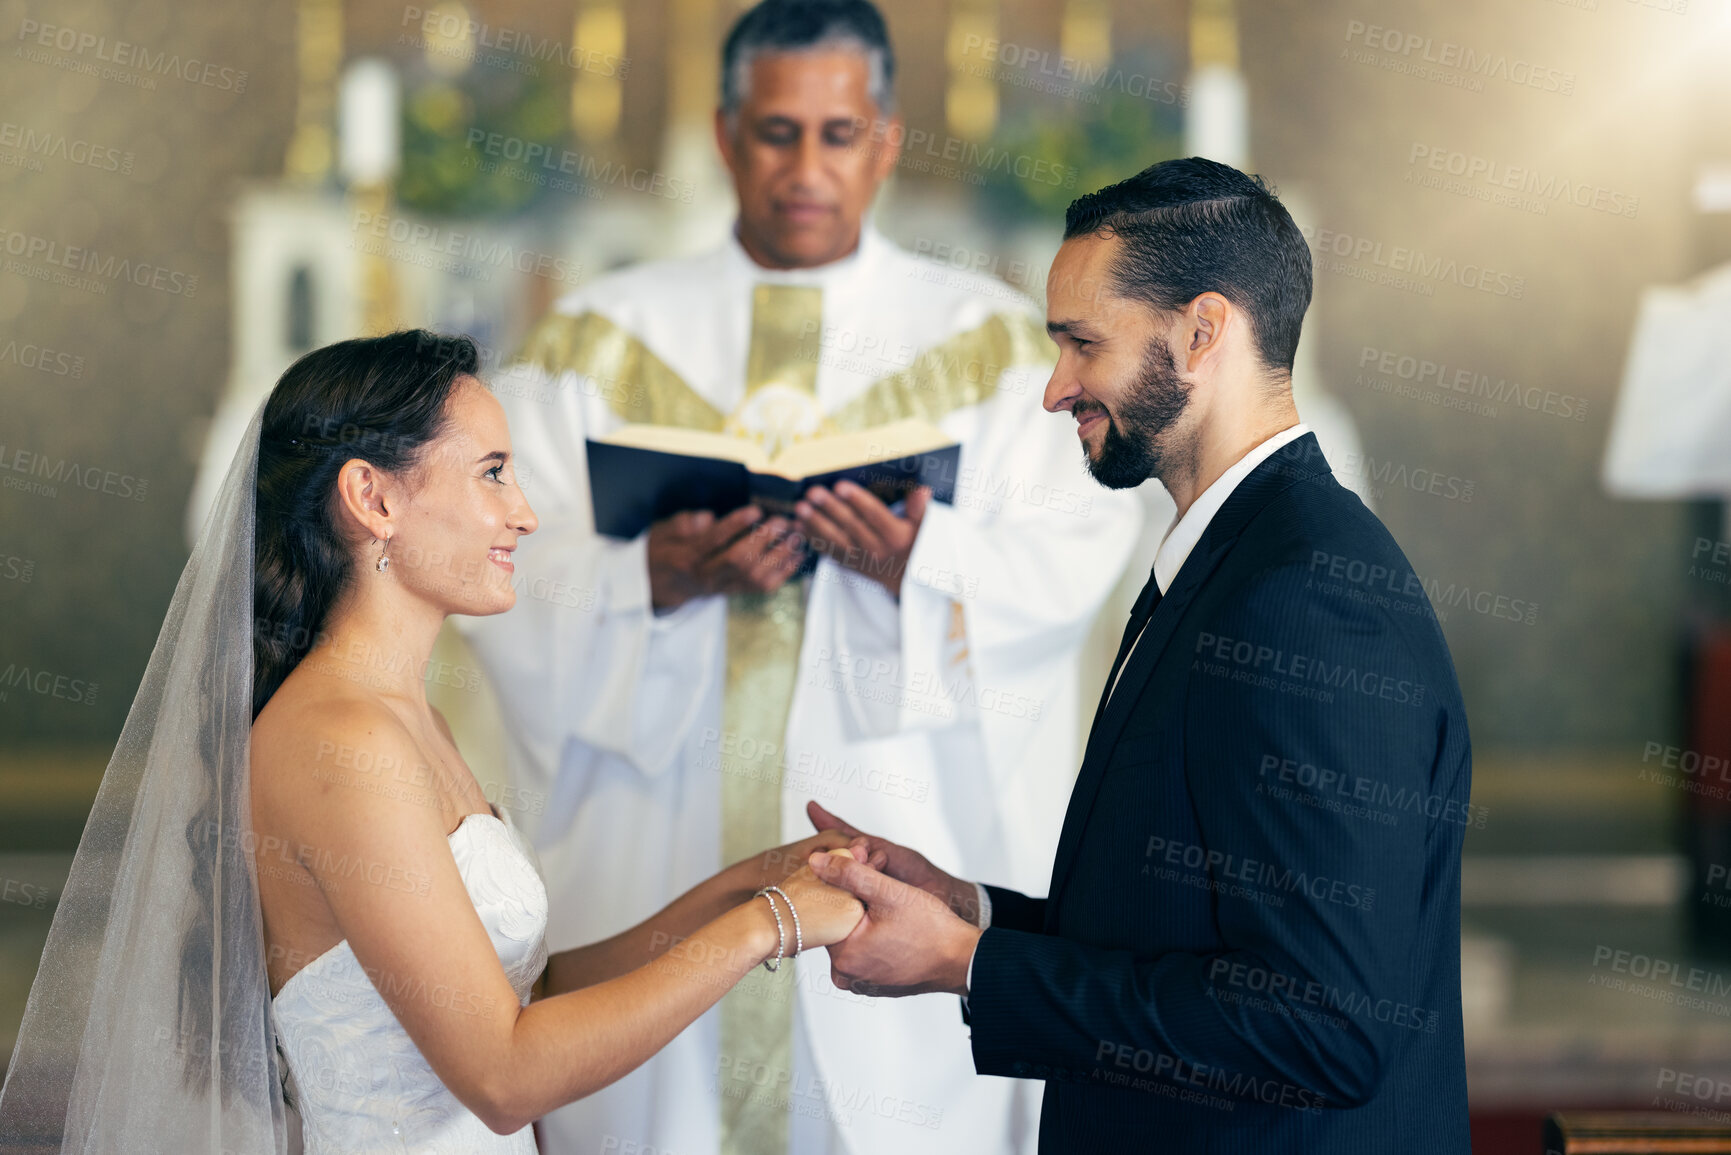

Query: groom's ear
[1181,291,1235,379]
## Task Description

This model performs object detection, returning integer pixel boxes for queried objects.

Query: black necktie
[1093,566,1163,730]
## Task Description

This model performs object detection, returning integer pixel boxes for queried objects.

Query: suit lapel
[1045,539,1224,914]
[1044,433,1334,916]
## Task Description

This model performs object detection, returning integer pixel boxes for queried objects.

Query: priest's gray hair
[720,0,897,119]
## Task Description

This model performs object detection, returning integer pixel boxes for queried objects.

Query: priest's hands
[646,506,806,611]
[794,482,930,600]
[645,482,930,609]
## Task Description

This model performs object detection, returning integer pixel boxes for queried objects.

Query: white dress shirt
[1106,422,1311,705]
[966,422,1310,994]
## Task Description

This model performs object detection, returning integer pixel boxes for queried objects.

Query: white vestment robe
[457,223,1141,1155]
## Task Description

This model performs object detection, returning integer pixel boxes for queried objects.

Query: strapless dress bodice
[271,803,548,1154]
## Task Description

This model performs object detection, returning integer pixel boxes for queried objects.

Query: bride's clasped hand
[738,844,866,964]
[645,837,866,982]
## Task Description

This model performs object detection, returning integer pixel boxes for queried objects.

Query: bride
[0,330,862,1153]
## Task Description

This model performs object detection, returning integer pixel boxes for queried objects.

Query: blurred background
[3,0,1731,1150]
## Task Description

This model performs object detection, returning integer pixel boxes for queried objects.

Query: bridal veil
[0,401,294,1152]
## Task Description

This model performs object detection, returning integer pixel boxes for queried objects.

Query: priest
[457,3,1141,1153]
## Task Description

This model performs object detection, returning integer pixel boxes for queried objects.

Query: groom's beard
[1078,337,1194,490]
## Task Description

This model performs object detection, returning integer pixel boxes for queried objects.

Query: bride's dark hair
[171,332,476,1107]
[250,329,479,720]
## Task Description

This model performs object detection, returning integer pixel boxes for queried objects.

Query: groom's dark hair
[1064,157,1313,374]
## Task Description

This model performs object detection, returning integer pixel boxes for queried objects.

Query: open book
[585,418,960,539]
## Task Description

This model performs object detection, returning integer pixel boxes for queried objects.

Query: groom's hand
[807,850,982,998]
[805,801,985,926]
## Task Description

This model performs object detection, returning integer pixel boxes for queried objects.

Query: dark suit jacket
[967,433,1471,1154]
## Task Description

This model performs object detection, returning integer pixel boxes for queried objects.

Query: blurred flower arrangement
[981,51,1185,223]
[396,64,569,217]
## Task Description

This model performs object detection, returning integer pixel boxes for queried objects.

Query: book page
[597,424,770,471]
[764,419,955,480]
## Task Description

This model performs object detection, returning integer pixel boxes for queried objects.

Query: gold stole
[716,285,821,1155]
[513,294,1050,1154]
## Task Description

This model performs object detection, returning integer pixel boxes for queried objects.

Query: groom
[806,157,1472,1153]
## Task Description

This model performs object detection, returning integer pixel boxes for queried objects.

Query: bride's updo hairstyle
[252,329,479,719]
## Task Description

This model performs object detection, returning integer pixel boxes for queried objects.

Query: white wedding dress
[272,802,550,1154]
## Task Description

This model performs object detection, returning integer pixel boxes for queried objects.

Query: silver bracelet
[764,885,802,959]
[756,889,786,972]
